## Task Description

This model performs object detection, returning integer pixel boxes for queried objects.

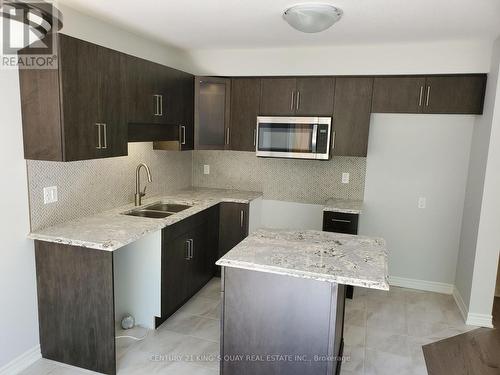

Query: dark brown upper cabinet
[372,76,426,114]
[260,78,297,116]
[422,75,486,114]
[295,77,335,116]
[19,34,127,161]
[372,75,486,114]
[333,77,374,157]
[229,78,261,152]
[195,76,231,150]
[260,77,335,116]
[152,68,195,151]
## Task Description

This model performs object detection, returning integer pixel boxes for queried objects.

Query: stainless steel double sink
[124,202,193,219]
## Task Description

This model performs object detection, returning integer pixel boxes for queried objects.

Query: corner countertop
[28,187,262,252]
[324,198,364,214]
[216,229,389,290]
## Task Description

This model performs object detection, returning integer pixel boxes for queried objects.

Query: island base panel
[34,241,116,375]
[221,267,345,375]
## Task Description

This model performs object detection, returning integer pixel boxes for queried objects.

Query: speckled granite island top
[28,187,262,251]
[216,229,389,290]
[324,198,364,214]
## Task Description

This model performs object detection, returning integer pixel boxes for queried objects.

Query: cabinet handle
[253,128,257,147]
[180,125,186,145]
[240,210,244,228]
[159,94,163,116]
[189,239,194,259]
[185,240,191,260]
[331,130,336,151]
[418,86,424,107]
[290,91,295,111]
[226,128,230,145]
[425,86,431,106]
[102,123,107,149]
[296,90,300,110]
[153,94,160,116]
[331,218,351,223]
[96,123,102,149]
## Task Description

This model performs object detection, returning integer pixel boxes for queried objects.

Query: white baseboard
[0,345,41,375]
[388,276,453,294]
[452,286,468,321]
[466,313,494,328]
[452,287,494,328]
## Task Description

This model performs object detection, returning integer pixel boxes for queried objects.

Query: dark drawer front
[322,212,359,235]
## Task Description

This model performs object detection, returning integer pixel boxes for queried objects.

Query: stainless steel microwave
[256,116,333,160]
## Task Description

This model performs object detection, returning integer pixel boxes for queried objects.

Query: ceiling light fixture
[283,3,342,33]
[0,0,63,44]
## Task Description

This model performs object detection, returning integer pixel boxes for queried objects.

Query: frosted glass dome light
[283,4,343,33]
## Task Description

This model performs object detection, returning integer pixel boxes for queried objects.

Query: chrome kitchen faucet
[135,163,152,206]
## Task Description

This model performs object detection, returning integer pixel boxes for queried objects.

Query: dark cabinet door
[59,35,100,161]
[372,76,426,113]
[125,56,157,124]
[180,74,195,150]
[333,77,374,157]
[218,202,249,259]
[295,77,335,116]
[96,46,127,158]
[260,78,297,116]
[230,78,261,151]
[423,75,486,114]
[195,76,231,150]
[162,228,192,319]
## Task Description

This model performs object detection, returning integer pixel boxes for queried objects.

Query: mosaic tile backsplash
[192,151,366,204]
[27,143,192,231]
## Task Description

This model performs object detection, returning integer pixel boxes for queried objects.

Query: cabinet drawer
[322,212,359,235]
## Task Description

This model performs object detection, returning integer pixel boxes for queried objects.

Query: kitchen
[1,1,500,375]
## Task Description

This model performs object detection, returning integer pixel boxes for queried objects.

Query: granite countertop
[216,229,389,290]
[28,187,262,252]
[324,198,364,214]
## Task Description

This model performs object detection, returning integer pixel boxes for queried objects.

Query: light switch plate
[342,173,350,184]
[43,186,58,204]
[203,164,210,175]
[418,197,426,209]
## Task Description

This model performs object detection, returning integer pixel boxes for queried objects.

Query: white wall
[359,114,474,287]
[187,39,492,76]
[467,38,500,321]
[58,4,195,71]
[0,70,40,370]
[455,41,500,310]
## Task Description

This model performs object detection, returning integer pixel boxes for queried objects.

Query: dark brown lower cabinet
[323,211,359,299]
[221,267,345,375]
[34,241,116,375]
[159,206,219,325]
[218,202,249,259]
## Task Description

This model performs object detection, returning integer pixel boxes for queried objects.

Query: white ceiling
[58,0,500,50]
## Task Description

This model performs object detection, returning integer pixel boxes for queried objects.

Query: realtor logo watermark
[1,0,58,69]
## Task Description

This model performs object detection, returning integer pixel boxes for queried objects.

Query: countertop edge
[216,259,390,291]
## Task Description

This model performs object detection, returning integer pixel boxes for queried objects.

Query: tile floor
[20,278,476,375]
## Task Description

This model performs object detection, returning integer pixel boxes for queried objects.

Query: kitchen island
[216,229,388,375]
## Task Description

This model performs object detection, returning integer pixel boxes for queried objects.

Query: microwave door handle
[311,124,318,152]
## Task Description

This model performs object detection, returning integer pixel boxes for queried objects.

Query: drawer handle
[331,219,351,223]
[185,240,190,260]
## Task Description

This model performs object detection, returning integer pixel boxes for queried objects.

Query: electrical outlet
[418,197,426,209]
[203,164,210,175]
[43,186,58,204]
[342,173,350,184]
